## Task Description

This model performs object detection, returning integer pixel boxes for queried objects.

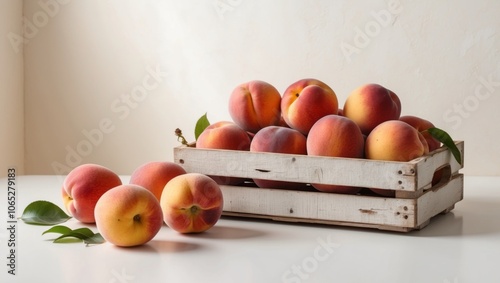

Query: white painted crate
[174,141,464,232]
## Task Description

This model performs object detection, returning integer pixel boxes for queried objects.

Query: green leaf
[194,112,210,141]
[83,233,106,245]
[426,127,462,165]
[43,225,105,245]
[19,200,72,225]
[42,225,73,235]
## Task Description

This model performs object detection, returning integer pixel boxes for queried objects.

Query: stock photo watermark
[5,168,18,276]
[213,0,243,20]
[341,0,403,63]
[443,72,499,129]
[109,268,134,283]
[281,234,341,283]
[7,0,71,54]
[51,65,168,175]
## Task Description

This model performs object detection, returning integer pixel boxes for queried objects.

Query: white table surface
[1,175,499,283]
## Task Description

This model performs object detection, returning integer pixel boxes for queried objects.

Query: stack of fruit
[195,79,450,196]
[61,162,224,247]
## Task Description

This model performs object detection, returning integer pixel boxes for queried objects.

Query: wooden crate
[173,141,464,232]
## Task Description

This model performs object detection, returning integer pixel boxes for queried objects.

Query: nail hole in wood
[289,208,294,214]
[403,206,408,211]
[179,159,184,164]
[398,170,402,174]
[398,180,402,185]
[404,215,408,219]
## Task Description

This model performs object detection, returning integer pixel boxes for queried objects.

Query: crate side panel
[220,185,417,228]
[175,147,418,191]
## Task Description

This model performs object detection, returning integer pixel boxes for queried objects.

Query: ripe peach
[160,173,223,233]
[196,121,251,151]
[365,120,430,197]
[62,164,122,223]
[281,78,338,135]
[399,115,441,152]
[129,161,187,201]
[250,126,308,189]
[343,84,401,135]
[365,120,429,162]
[95,184,163,247]
[307,115,365,194]
[228,80,282,133]
[196,121,251,185]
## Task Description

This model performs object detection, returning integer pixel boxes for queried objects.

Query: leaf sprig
[175,112,211,145]
[19,200,72,225]
[19,200,104,246]
[424,127,462,165]
[43,225,105,246]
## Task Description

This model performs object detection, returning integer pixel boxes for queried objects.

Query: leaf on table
[19,200,72,225]
[43,225,105,246]
[426,127,462,165]
[194,112,210,141]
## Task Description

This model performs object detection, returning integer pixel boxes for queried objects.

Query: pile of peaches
[196,79,443,196]
[61,162,223,247]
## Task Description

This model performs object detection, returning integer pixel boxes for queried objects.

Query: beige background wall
[9,0,500,176]
[0,0,24,178]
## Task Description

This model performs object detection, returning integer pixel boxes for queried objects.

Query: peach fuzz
[306,115,365,194]
[343,83,401,135]
[129,161,187,201]
[196,121,251,185]
[365,120,430,197]
[281,78,338,135]
[228,80,282,133]
[62,163,122,223]
[160,173,223,233]
[94,184,163,247]
[399,115,441,152]
[250,126,308,190]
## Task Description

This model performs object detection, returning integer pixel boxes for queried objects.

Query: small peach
[307,115,365,194]
[228,80,282,133]
[343,83,401,135]
[250,126,308,189]
[62,164,122,223]
[129,161,187,201]
[281,78,338,135]
[160,173,223,233]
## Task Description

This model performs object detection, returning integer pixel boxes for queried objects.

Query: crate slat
[175,141,463,192]
[220,174,463,231]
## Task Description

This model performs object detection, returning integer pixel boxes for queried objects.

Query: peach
[281,78,338,135]
[228,80,282,133]
[343,84,401,135]
[129,161,187,201]
[95,184,163,247]
[160,173,223,233]
[365,120,430,196]
[196,121,251,151]
[196,121,251,185]
[307,115,365,194]
[250,126,308,189]
[399,115,441,152]
[62,163,122,223]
